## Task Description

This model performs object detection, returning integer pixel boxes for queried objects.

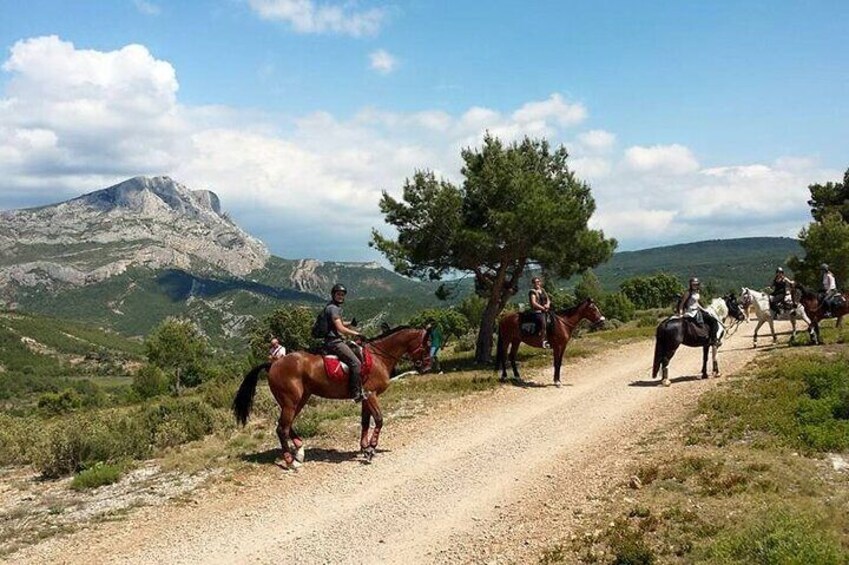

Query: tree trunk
[474,295,502,364]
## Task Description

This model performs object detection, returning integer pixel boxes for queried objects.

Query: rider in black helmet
[770,267,794,315]
[323,283,367,402]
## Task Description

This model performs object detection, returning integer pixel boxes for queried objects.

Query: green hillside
[0,310,143,409]
[591,237,802,292]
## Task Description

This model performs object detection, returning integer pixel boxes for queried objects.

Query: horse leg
[553,346,565,387]
[275,404,299,469]
[753,318,763,347]
[790,318,797,343]
[362,396,384,463]
[509,340,521,381]
[711,344,720,376]
[701,345,709,379]
[289,393,310,464]
[360,401,372,452]
[769,317,777,343]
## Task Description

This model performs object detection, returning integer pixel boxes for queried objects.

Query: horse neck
[369,330,418,370]
[559,301,589,326]
[708,298,725,315]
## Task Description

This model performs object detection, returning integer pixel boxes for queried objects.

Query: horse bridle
[365,331,431,369]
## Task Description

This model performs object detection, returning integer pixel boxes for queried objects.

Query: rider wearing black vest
[323,284,367,402]
[529,276,551,348]
[770,267,794,315]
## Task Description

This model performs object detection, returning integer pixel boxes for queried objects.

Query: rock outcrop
[0,176,269,288]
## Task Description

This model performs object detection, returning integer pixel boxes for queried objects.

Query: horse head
[407,327,433,373]
[723,293,746,321]
[583,298,606,328]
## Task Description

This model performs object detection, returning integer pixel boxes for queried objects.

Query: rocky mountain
[0,176,441,344]
[0,176,269,291]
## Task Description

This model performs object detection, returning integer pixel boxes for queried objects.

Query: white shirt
[823,272,837,292]
[681,291,701,317]
[269,344,286,359]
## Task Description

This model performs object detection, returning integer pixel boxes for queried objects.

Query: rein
[365,332,428,367]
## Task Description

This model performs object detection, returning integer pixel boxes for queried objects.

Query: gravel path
[9,322,777,564]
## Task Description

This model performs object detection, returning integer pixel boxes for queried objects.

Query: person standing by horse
[770,267,795,315]
[268,337,286,361]
[529,276,552,348]
[676,277,721,346]
[821,263,839,318]
[425,320,444,373]
[322,283,368,402]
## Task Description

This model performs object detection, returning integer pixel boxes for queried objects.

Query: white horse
[740,287,811,346]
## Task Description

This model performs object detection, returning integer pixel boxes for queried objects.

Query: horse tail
[652,322,666,379]
[232,362,271,426]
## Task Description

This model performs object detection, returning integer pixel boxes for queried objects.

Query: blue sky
[0,0,847,261]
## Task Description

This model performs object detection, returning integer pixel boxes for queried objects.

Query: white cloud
[623,144,699,175]
[512,94,587,128]
[0,36,838,259]
[369,49,397,74]
[577,129,616,152]
[133,0,161,16]
[247,0,385,37]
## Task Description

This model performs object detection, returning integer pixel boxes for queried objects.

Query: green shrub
[0,414,42,466]
[142,398,220,449]
[705,509,846,564]
[37,389,82,415]
[601,292,636,323]
[132,364,171,399]
[70,462,124,490]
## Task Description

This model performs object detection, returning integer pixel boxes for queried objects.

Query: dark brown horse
[232,327,431,468]
[798,285,849,344]
[496,298,606,385]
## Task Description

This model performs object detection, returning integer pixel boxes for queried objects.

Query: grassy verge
[545,347,849,564]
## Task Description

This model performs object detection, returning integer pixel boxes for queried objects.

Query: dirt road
[11,323,777,564]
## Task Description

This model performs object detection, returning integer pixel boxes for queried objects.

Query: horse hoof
[661,379,671,387]
[554,380,562,388]
[701,374,709,380]
[290,458,302,470]
[293,445,305,463]
[362,447,375,463]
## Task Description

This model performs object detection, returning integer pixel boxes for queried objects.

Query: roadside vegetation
[545,343,849,564]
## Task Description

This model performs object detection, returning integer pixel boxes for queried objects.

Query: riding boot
[349,368,367,402]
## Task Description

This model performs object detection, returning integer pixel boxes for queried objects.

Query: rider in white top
[268,338,286,361]
[677,278,721,345]
[821,263,838,317]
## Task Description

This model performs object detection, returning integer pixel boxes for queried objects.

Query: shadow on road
[629,374,705,387]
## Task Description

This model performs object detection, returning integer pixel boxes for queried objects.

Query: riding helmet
[331,283,347,295]
[689,277,700,286]
[776,267,784,273]
[821,263,830,271]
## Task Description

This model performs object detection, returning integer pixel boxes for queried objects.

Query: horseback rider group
[676,277,721,346]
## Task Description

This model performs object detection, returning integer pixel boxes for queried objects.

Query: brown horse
[496,298,606,385]
[232,327,431,468]
[798,285,849,344]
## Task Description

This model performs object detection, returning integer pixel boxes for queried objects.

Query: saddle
[681,316,710,342]
[322,346,374,382]
[519,311,552,337]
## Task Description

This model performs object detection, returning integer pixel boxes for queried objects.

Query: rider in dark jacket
[770,267,794,315]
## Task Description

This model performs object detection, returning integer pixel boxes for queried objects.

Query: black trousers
[325,340,362,395]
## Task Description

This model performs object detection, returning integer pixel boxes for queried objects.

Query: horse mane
[555,298,591,317]
[796,283,817,299]
[366,325,418,342]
